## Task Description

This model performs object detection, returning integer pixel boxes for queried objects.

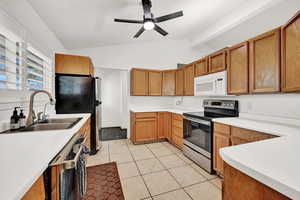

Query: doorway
[94,68,129,141]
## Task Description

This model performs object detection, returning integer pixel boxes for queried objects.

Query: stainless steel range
[182,99,239,174]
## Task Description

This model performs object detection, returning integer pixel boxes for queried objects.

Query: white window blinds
[0,33,24,90]
[0,27,53,92]
[26,47,53,92]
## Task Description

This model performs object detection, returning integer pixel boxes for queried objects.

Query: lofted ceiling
[3,0,281,50]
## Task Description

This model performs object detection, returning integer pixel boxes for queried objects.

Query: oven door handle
[183,116,211,126]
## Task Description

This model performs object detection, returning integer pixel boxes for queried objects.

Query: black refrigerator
[55,74,101,155]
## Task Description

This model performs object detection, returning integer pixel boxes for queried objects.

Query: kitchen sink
[39,117,82,124]
[0,117,82,133]
[21,123,74,131]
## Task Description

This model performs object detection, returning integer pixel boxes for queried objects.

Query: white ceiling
[15,0,281,49]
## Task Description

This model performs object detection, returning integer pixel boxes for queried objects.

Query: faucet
[26,90,55,126]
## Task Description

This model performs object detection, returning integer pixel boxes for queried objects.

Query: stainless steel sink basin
[18,117,82,132]
[21,123,74,131]
[40,117,82,124]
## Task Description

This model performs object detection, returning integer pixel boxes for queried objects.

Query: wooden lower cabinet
[163,112,172,141]
[223,163,291,200]
[131,112,183,148]
[213,123,278,176]
[213,132,230,176]
[22,175,45,200]
[213,123,231,176]
[171,113,183,149]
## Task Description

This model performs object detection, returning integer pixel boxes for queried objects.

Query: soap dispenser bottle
[10,107,20,130]
[19,110,26,128]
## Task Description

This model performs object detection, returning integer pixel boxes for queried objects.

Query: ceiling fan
[114,0,183,38]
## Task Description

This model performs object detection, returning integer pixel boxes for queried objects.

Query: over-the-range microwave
[194,71,227,96]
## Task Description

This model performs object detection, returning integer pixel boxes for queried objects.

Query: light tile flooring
[87,139,222,200]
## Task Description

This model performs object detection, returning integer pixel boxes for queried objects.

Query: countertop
[213,115,300,199]
[0,113,91,200]
[130,107,203,115]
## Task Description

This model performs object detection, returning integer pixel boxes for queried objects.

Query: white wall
[70,39,200,70]
[95,68,130,128]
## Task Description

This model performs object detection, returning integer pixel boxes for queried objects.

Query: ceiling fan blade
[154,11,183,23]
[154,25,168,36]
[134,27,145,38]
[114,19,143,24]
[142,0,152,16]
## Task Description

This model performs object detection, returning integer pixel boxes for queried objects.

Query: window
[0,33,23,90]
[0,29,53,92]
[26,47,53,92]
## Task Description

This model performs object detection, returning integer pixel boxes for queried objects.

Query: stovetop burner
[183,99,239,121]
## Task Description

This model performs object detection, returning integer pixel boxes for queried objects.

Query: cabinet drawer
[214,123,230,136]
[172,126,183,137]
[172,113,183,121]
[231,126,277,143]
[172,135,183,149]
[172,119,183,129]
[135,112,157,119]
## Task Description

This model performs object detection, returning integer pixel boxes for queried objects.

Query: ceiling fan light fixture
[143,20,155,30]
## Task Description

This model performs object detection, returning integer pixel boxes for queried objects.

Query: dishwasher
[44,133,89,200]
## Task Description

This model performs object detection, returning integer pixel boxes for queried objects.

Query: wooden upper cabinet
[195,57,209,77]
[148,70,162,96]
[227,42,249,95]
[55,54,94,76]
[209,49,227,73]
[281,11,300,92]
[183,64,195,96]
[175,69,184,96]
[131,69,149,96]
[162,70,176,96]
[249,28,281,94]
[89,59,94,76]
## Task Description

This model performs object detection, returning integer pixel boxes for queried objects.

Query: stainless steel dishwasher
[45,133,88,200]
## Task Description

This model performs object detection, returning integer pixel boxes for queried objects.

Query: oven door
[183,116,212,158]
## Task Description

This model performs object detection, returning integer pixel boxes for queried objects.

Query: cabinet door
[164,112,172,141]
[149,71,162,96]
[175,69,184,96]
[249,28,281,93]
[184,64,195,96]
[213,132,230,175]
[195,57,208,77]
[22,175,45,200]
[158,112,165,139]
[55,54,91,75]
[209,49,227,73]
[131,69,149,96]
[227,42,249,95]
[162,70,176,96]
[135,118,157,142]
[281,11,300,92]
[89,59,94,77]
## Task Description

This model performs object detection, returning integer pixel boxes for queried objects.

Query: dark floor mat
[83,162,125,200]
[100,127,127,141]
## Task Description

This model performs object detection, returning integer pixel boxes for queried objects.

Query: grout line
[125,140,153,199]
[114,139,222,199]
[145,142,197,200]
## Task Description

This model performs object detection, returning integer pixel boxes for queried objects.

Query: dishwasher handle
[50,136,88,170]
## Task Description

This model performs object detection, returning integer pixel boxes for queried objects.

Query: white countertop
[130,107,202,115]
[0,113,90,200]
[213,115,300,199]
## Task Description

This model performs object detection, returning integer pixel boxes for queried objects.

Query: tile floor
[87,139,222,200]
